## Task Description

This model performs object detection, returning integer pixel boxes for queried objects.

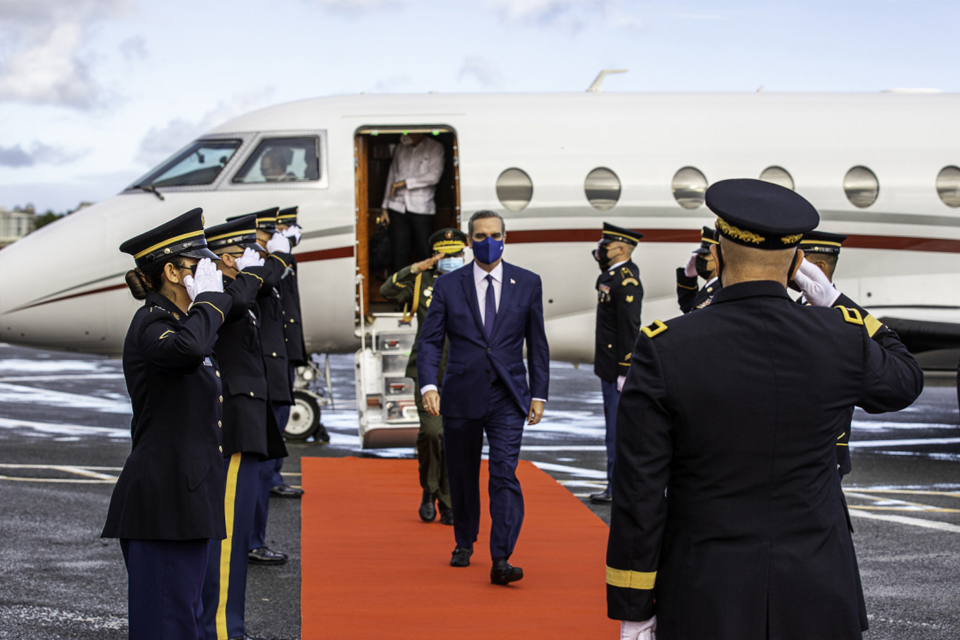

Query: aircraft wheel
[284,391,321,440]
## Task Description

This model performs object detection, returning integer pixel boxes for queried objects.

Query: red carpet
[301,457,618,639]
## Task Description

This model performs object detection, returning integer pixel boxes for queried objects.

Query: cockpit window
[133,139,242,188]
[232,137,321,183]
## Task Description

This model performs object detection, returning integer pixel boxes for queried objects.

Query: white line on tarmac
[0,417,129,437]
[849,437,960,448]
[531,461,607,479]
[522,445,607,451]
[848,509,960,533]
[0,374,124,382]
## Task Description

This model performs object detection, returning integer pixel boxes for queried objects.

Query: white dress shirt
[421,260,544,403]
[381,136,445,214]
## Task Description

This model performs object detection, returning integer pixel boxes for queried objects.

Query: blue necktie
[484,274,496,340]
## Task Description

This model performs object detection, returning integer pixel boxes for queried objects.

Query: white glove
[683,254,697,278]
[617,375,626,393]
[266,232,291,254]
[183,258,223,301]
[235,247,265,270]
[792,259,840,307]
[281,224,302,246]
[620,616,656,640]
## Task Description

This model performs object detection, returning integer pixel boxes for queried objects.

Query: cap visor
[243,242,267,253]
[180,247,221,261]
[693,247,712,255]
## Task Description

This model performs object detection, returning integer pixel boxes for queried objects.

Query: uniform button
[487,348,492,353]
[219,446,223,453]
[219,395,223,403]
[285,338,288,342]
[216,371,220,378]
[218,421,222,428]
[272,352,277,357]
[608,344,612,348]
[250,392,255,397]
[290,319,294,324]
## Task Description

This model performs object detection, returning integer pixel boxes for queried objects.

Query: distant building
[0,205,36,249]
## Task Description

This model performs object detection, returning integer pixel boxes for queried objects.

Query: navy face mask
[472,236,504,264]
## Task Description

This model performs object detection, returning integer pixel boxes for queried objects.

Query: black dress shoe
[270,483,304,498]
[589,488,612,504]
[316,424,331,443]
[490,557,523,585]
[248,546,288,565]
[418,491,437,522]
[450,545,473,567]
[438,504,454,526]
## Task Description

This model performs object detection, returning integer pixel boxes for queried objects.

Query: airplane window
[132,139,242,188]
[843,166,879,208]
[759,166,795,190]
[233,136,321,183]
[672,167,707,209]
[585,167,621,211]
[496,168,533,211]
[936,166,960,208]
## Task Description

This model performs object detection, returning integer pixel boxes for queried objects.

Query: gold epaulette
[834,305,883,338]
[620,266,639,287]
[641,319,667,338]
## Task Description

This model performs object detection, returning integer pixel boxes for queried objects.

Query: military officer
[590,223,643,504]
[225,208,296,565]
[380,228,467,524]
[676,225,722,313]
[797,230,854,476]
[200,215,289,640]
[104,208,233,640]
[606,179,923,640]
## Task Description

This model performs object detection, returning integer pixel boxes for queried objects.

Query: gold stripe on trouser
[217,453,242,640]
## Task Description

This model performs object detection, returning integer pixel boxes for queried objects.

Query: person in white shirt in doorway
[381,133,445,272]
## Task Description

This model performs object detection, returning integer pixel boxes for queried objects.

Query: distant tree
[34,210,63,229]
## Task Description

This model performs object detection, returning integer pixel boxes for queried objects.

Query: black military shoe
[248,546,288,565]
[490,557,523,585]
[450,545,473,567]
[316,424,331,443]
[589,488,612,504]
[439,504,454,526]
[418,491,437,522]
[270,483,304,498]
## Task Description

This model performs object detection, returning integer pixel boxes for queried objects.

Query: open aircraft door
[353,126,460,448]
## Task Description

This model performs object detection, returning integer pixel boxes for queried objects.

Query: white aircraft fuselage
[2,91,959,364]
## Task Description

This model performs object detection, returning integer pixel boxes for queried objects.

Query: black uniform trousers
[443,380,526,559]
[121,538,209,640]
[600,379,620,487]
[388,209,433,272]
[250,401,290,550]
[202,452,259,640]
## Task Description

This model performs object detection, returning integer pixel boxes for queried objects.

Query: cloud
[459,56,501,88]
[135,87,276,166]
[119,35,147,62]
[0,141,91,168]
[304,0,399,13]
[0,0,134,109]
[486,0,641,32]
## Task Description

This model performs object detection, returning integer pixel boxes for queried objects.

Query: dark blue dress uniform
[200,215,288,640]
[277,206,309,368]
[798,230,853,477]
[606,180,924,639]
[225,209,296,553]
[592,223,643,498]
[676,226,722,313]
[103,208,233,640]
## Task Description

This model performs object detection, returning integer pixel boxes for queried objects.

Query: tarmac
[1,342,958,639]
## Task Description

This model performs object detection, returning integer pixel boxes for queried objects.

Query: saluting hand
[527,400,544,425]
[793,258,841,307]
[411,254,441,274]
[266,232,291,255]
[423,390,441,417]
[683,254,697,278]
[184,258,224,301]
[235,247,265,270]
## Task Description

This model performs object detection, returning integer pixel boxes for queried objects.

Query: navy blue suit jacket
[417,261,549,420]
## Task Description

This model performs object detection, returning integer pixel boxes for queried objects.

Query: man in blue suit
[418,210,550,586]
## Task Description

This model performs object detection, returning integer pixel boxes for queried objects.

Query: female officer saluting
[102,208,233,640]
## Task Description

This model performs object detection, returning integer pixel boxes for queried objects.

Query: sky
[0,0,957,212]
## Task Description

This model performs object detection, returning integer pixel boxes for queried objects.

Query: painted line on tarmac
[849,437,960,448]
[847,487,960,499]
[0,464,118,483]
[532,461,607,479]
[522,445,607,451]
[0,373,124,382]
[845,490,960,513]
[848,509,960,533]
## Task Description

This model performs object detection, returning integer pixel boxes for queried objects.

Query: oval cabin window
[496,168,533,212]
[936,166,960,208]
[672,167,707,209]
[585,167,621,211]
[843,166,879,208]
[759,166,795,190]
